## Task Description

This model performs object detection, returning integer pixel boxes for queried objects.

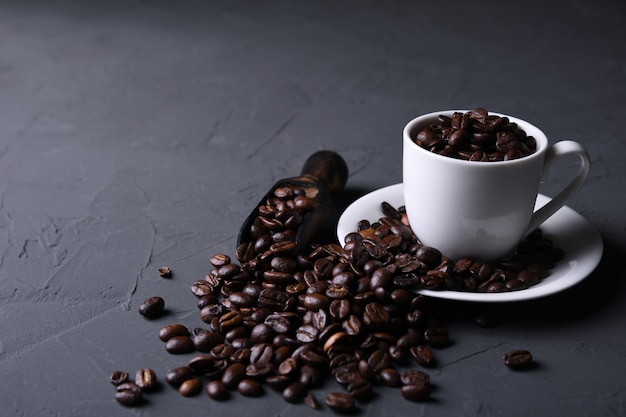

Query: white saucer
[336,183,603,302]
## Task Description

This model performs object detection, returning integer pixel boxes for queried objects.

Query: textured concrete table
[1,1,625,416]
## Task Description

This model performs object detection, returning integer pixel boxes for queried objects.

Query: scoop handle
[300,150,349,195]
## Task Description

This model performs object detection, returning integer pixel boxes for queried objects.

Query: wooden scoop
[237,150,349,259]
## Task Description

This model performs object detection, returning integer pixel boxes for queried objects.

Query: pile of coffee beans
[236,184,318,263]
[355,201,563,293]
[413,108,537,161]
[117,183,551,411]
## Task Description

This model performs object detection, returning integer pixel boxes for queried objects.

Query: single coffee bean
[222,363,247,389]
[179,378,202,397]
[115,382,143,407]
[191,280,215,297]
[282,382,308,403]
[424,326,450,347]
[238,379,263,397]
[210,254,231,268]
[401,370,430,386]
[245,362,275,379]
[266,375,292,391]
[138,296,165,318]
[135,368,157,391]
[165,366,193,387]
[193,329,224,352]
[188,354,215,374]
[205,380,229,400]
[410,345,436,367]
[325,391,355,413]
[109,370,129,386]
[379,368,402,387]
[165,335,195,354]
[158,266,172,277]
[158,324,189,342]
[504,349,534,369]
[401,384,432,402]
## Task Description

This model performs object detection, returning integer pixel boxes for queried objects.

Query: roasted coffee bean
[368,349,390,373]
[363,302,390,325]
[424,326,450,347]
[401,369,430,386]
[109,370,129,386]
[301,293,328,311]
[246,362,275,379]
[325,391,355,413]
[218,311,243,332]
[135,368,157,391]
[401,384,432,402]
[504,349,534,369]
[347,377,372,402]
[282,382,308,403]
[165,366,193,387]
[329,299,351,320]
[222,363,247,389]
[138,296,165,318]
[299,364,322,388]
[193,329,224,352]
[205,380,229,400]
[299,347,327,366]
[200,304,224,323]
[158,266,172,277]
[410,345,436,367]
[115,382,143,407]
[179,378,202,397]
[188,354,215,374]
[238,379,263,397]
[210,254,231,268]
[296,324,319,343]
[165,335,195,354]
[379,367,402,387]
[258,288,289,311]
[191,280,215,297]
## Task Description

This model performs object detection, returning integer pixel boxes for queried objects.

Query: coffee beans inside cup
[413,108,537,162]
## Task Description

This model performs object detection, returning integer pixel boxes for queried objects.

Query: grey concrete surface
[1,0,625,416]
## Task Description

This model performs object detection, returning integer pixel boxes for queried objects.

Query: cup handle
[525,140,591,235]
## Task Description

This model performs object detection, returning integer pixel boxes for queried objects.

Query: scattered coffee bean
[138,296,165,318]
[158,266,172,277]
[165,366,193,387]
[504,349,534,369]
[135,368,157,392]
[238,379,263,397]
[115,382,143,407]
[325,391,355,413]
[165,335,195,354]
[179,378,202,397]
[282,382,308,403]
[109,370,129,386]
[401,384,432,402]
[206,380,229,400]
[158,324,189,342]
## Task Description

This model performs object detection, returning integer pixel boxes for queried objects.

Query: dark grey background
[1,1,625,416]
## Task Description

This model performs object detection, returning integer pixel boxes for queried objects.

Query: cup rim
[403,110,548,166]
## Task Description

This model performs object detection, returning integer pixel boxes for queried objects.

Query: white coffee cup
[402,110,591,261]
